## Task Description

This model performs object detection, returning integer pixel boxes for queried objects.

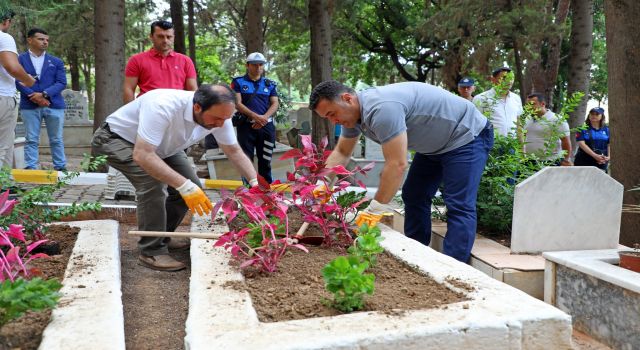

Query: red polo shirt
[125,48,197,96]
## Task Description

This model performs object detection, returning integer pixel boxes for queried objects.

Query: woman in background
[574,107,610,171]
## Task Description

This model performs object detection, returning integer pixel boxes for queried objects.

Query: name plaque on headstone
[62,89,91,124]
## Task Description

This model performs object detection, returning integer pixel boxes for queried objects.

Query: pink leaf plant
[0,191,49,282]
[213,136,373,272]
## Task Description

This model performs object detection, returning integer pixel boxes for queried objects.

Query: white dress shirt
[29,50,46,77]
[473,88,524,137]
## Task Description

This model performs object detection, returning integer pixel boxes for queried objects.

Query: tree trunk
[187,0,197,81]
[94,0,125,131]
[567,0,593,152]
[308,0,334,148]
[526,0,571,109]
[68,47,81,91]
[170,0,186,54]
[244,0,264,53]
[512,39,526,103]
[605,0,640,246]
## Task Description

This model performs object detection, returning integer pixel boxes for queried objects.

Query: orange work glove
[354,199,389,228]
[176,179,213,216]
[312,184,332,204]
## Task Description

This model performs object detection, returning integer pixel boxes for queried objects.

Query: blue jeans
[21,108,66,170]
[402,124,494,262]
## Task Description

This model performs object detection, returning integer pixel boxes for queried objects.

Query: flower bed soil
[0,224,80,350]
[227,213,471,323]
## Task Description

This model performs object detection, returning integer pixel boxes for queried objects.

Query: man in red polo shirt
[123,20,197,103]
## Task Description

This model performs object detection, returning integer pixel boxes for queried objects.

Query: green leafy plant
[348,224,384,267]
[322,255,375,312]
[0,277,61,326]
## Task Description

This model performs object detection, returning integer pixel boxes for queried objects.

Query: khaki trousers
[91,123,201,256]
[0,95,18,169]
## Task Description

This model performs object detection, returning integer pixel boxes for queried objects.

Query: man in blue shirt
[310,80,493,263]
[230,52,279,183]
[16,28,67,171]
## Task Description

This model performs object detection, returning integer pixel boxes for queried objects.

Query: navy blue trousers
[402,124,494,262]
[237,121,276,183]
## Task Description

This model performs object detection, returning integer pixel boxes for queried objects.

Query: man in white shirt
[92,85,258,271]
[473,67,523,137]
[0,9,35,168]
[523,93,572,165]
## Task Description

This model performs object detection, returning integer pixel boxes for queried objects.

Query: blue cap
[590,107,605,115]
[458,77,475,87]
[492,66,512,77]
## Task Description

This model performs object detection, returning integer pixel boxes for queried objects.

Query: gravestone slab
[364,137,384,160]
[62,89,91,125]
[511,167,623,254]
[296,108,312,130]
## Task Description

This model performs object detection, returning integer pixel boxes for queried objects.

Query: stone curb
[38,220,125,350]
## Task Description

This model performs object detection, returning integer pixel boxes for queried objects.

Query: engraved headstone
[511,167,623,254]
[62,89,91,124]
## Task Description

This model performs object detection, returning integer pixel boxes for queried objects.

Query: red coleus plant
[0,191,49,282]
[213,135,374,272]
[281,135,374,246]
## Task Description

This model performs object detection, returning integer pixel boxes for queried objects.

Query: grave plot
[544,249,640,350]
[184,215,572,349]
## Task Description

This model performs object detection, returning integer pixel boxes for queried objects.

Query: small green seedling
[348,224,384,267]
[322,255,374,312]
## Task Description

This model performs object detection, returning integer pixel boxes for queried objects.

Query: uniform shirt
[106,89,237,159]
[231,75,278,122]
[523,110,570,160]
[341,82,487,155]
[0,31,18,97]
[576,125,610,155]
[473,88,523,137]
[125,48,197,97]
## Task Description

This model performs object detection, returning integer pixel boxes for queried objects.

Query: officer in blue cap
[457,77,475,101]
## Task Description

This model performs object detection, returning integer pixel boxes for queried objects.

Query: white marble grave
[61,89,91,125]
[511,167,623,254]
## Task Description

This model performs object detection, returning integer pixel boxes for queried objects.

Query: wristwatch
[42,91,49,100]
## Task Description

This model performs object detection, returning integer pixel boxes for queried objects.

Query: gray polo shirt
[342,82,488,155]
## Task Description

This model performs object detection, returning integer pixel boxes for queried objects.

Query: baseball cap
[458,77,475,87]
[246,52,266,64]
[492,66,512,77]
[590,107,605,115]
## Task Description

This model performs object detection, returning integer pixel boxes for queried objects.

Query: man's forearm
[263,101,279,119]
[123,89,135,104]
[374,162,405,204]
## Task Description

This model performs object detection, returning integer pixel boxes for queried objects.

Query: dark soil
[226,210,471,323]
[0,224,80,350]
[119,224,190,350]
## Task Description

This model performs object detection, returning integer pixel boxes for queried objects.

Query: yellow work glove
[176,179,213,216]
[355,199,389,228]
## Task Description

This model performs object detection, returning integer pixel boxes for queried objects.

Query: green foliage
[348,224,384,267]
[0,278,62,326]
[245,216,286,249]
[336,191,369,212]
[322,255,374,312]
[275,89,293,125]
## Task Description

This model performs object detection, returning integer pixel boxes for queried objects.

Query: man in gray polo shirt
[309,81,493,262]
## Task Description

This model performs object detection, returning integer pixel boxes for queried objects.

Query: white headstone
[62,89,91,125]
[364,137,384,160]
[511,167,623,254]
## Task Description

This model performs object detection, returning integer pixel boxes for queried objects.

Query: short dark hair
[309,80,355,110]
[27,28,47,38]
[0,8,15,21]
[193,84,235,111]
[150,20,173,35]
[527,93,546,104]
